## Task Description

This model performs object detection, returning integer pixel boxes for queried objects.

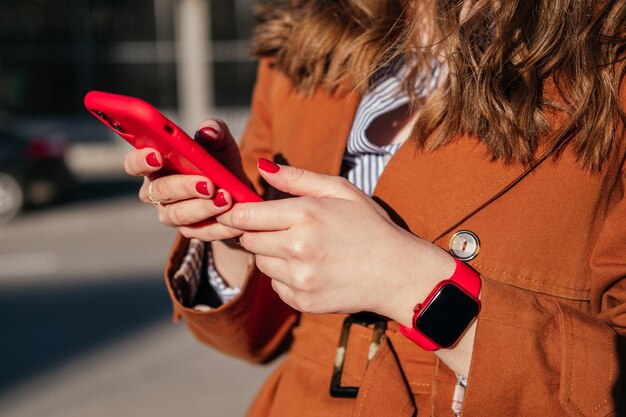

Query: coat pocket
[558,304,621,416]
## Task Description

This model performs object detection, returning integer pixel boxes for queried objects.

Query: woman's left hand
[216,158,455,325]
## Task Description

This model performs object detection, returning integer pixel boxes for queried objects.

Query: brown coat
[164,59,626,416]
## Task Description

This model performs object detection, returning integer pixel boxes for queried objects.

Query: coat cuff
[461,277,620,416]
[169,237,242,310]
[164,234,298,362]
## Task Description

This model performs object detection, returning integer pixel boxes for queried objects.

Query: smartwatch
[398,258,481,351]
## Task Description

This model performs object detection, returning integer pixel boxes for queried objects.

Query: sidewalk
[0,321,276,417]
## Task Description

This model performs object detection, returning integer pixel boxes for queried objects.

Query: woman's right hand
[123,118,250,243]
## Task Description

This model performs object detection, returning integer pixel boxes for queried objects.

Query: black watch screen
[415,283,480,348]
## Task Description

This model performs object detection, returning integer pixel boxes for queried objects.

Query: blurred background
[0,1,277,415]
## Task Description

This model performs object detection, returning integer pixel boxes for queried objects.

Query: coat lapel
[371,135,532,243]
[371,79,569,243]
[272,86,361,176]
[273,82,553,244]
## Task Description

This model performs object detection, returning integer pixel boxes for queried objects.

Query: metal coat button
[449,230,480,261]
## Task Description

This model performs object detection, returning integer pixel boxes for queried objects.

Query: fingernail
[214,191,228,207]
[258,157,280,173]
[146,152,160,167]
[196,181,210,196]
[194,127,221,143]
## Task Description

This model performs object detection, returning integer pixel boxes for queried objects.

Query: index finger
[216,198,311,231]
[123,147,163,177]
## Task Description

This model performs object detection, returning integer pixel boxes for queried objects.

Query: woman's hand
[123,118,248,242]
[216,159,456,325]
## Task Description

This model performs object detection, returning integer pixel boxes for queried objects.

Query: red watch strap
[448,258,481,297]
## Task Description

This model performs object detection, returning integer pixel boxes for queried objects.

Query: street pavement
[0,178,276,416]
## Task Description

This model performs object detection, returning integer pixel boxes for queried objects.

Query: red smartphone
[84,90,262,203]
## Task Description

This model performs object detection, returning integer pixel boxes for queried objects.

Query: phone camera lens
[110,120,125,133]
[92,110,109,121]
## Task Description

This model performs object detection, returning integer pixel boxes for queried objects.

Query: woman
[124,1,626,415]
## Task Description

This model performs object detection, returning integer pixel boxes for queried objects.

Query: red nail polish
[194,127,221,143]
[146,152,160,167]
[258,157,280,173]
[214,191,228,207]
[196,181,210,196]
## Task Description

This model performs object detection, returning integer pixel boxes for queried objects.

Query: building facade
[0,0,257,125]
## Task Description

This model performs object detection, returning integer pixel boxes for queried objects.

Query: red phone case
[84,90,262,203]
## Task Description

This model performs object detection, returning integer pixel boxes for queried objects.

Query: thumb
[194,119,249,186]
[257,158,357,199]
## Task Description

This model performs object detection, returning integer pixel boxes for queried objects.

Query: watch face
[415,283,480,348]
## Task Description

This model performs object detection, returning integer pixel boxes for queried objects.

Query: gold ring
[147,182,161,206]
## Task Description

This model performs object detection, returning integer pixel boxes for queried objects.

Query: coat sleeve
[162,58,298,364]
[462,152,626,416]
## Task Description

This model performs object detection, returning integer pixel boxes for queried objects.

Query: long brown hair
[252,0,626,170]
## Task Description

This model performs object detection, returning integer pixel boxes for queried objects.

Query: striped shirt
[343,60,440,195]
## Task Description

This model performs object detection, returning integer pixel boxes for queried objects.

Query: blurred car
[0,126,75,223]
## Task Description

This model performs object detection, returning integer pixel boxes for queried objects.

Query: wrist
[210,240,254,287]
[379,235,456,327]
